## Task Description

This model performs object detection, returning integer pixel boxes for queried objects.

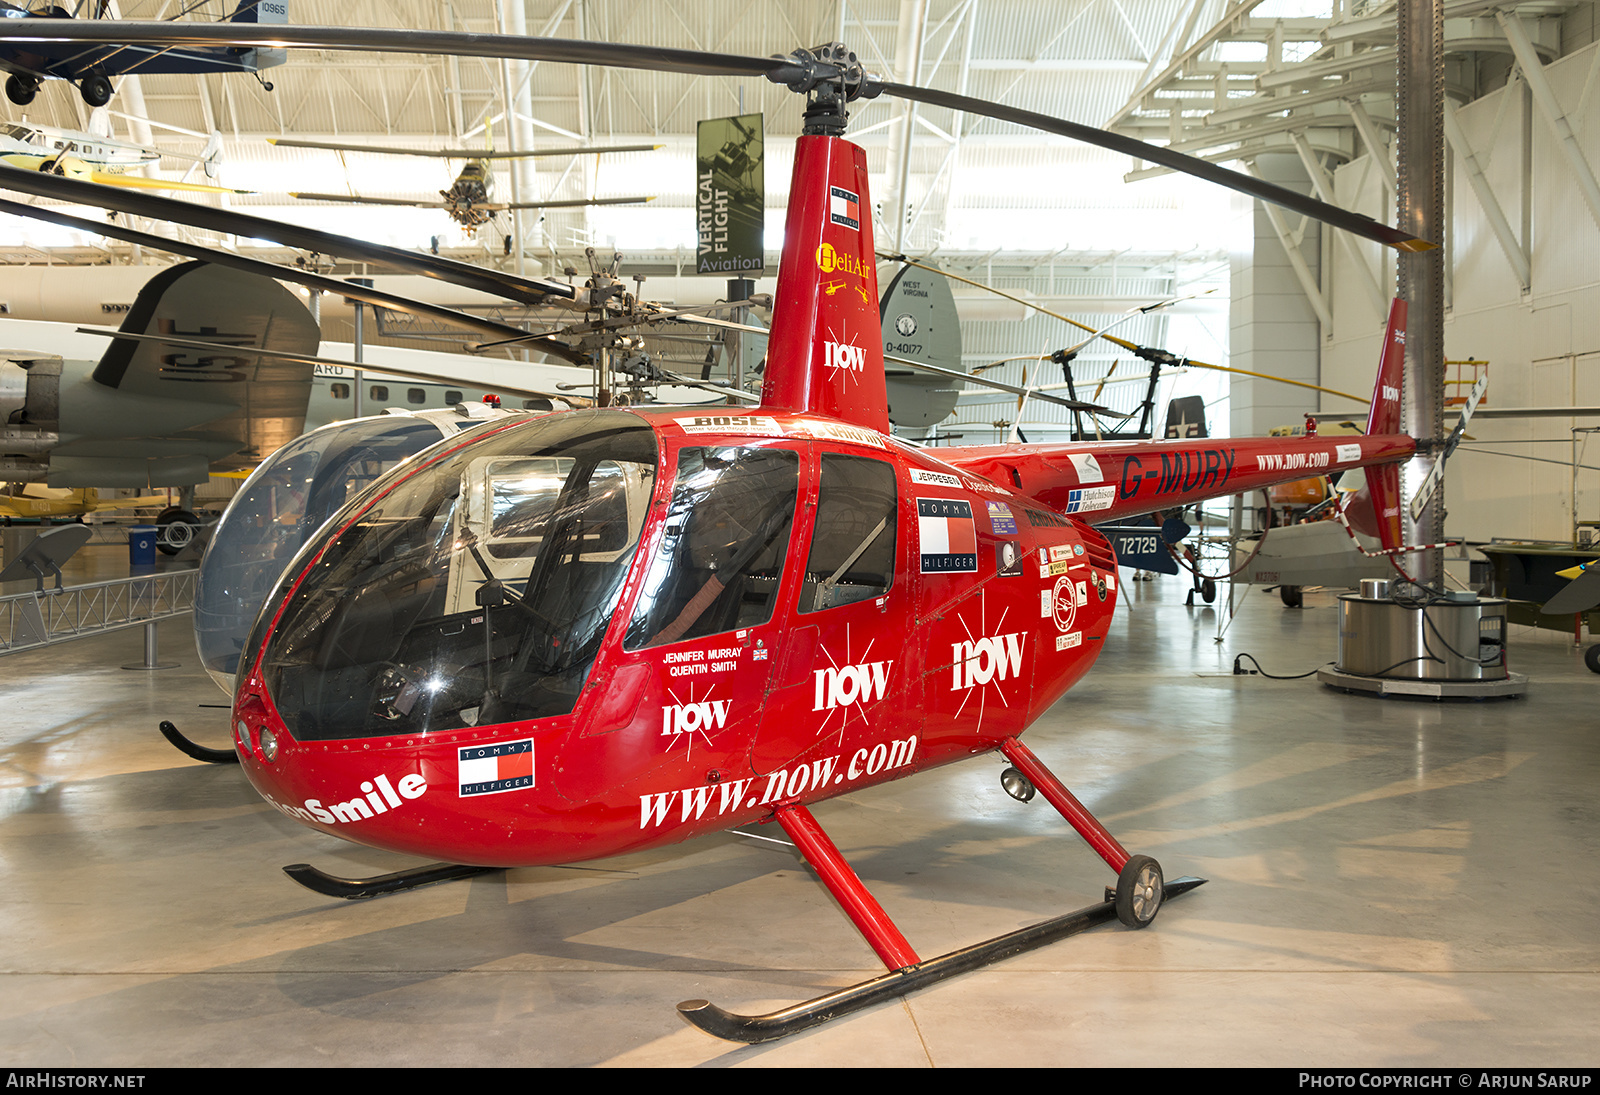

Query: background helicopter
[0,17,1432,1043]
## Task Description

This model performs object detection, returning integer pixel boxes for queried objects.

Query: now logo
[950,633,1026,691]
[661,699,731,736]
[814,661,893,711]
[1382,384,1400,402]
[823,340,867,372]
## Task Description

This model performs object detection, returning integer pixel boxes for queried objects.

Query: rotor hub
[772,43,880,137]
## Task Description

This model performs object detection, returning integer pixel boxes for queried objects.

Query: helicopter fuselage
[230,406,1117,866]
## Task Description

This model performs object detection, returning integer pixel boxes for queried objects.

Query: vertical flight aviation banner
[695,113,765,275]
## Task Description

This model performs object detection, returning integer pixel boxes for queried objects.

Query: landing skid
[158,720,239,764]
[678,876,1205,1044]
[284,861,500,900]
[679,736,1202,1043]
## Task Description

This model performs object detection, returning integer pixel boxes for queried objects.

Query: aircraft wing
[270,139,663,159]
[290,192,447,208]
[88,171,252,196]
[937,433,1416,525]
[290,192,654,211]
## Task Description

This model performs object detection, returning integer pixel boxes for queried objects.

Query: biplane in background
[272,136,662,229]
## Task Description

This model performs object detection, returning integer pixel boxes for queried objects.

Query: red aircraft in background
[223,99,1415,1044]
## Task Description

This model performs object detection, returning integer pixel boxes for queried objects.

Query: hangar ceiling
[1,0,1596,440]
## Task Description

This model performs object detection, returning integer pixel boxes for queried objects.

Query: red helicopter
[228,99,1412,1046]
[0,25,1425,1044]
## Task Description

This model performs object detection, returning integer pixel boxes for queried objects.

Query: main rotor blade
[0,197,586,364]
[0,20,1429,249]
[871,82,1433,252]
[0,170,575,307]
[270,139,663,159]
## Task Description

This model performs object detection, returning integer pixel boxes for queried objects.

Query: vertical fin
[760,135,889,434]
[1362,299,1408,552]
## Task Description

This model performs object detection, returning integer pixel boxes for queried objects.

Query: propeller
[0,21,1435,252]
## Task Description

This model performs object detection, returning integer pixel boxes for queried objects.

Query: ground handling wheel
[1280,584,1303,608]
[1585,644,1600,675]
[1115,854,1163,929]
[155,507,198,556]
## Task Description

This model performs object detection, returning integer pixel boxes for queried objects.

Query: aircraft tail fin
[1162,395,1208,439]
[88,261,318,478]
[233,0,288,68]
[758,134,890,434]
[231,0,287,23]
[1354,299,1408,551]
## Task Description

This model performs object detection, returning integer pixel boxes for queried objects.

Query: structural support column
[1396,0,1447,586]
[1231,154,1325,438]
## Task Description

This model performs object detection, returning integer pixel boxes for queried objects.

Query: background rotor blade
[0,169,575,306]
[71,328,586,401]
[0,196,587,362]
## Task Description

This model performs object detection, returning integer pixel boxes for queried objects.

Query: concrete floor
[2,564,1597,1067]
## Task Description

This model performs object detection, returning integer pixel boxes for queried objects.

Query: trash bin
[129,525,158,567]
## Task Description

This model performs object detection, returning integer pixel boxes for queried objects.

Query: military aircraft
[0,20,1434,1043]
[273,136,661,230]
[0,0,286,108]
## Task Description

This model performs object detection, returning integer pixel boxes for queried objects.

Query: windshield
[255,410,656,741]
[195,414,446,691]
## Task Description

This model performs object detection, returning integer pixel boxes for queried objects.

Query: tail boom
[939,433,1416,525]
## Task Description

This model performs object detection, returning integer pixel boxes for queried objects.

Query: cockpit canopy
[250,410,657,741]
[195,413,449,692]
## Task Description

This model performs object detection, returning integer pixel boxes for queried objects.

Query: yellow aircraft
[0,484,168,521]
[1,120,248,194]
